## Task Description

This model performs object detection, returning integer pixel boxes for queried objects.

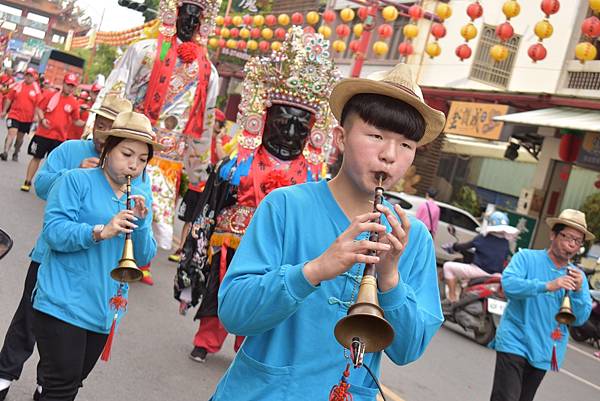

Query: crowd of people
[0,1,595,401]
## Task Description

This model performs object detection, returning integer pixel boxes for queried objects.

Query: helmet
[488,211,509,226]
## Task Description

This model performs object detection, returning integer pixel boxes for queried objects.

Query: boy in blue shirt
[0,95,132,401]
[490,209,593,401]
[210,64,446,401]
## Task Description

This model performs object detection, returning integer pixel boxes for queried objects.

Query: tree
[581,192,600,243]
[68,44,119,83]
[143,0,160,22]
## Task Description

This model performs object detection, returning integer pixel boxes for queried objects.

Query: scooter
[0,228,12,260]
[568,261,600,348]
[440,225,507,345]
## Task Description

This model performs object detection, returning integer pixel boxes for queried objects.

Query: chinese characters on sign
[444,101,510,140]
[577,132,600,169]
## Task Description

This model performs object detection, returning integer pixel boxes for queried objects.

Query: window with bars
[567,71,600,90]
[469,24,521,88]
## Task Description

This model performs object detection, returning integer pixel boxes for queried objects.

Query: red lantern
[467,2,484,20]
[558,133,582,162]
[218,38,226,48]
[528,43,547,62]
[349,40,361,53]
[377,24,393,39]
[408,5,424,20]
[358,7,369,21]
[335,24,350,38]
[275,27,286,40]
[291,12,304,25]
[259,40,270,53]
[242,15,253,25]
[496,22,514,41]
[455,44,472,61]
[237,40,247,50]
[265,14,277,26]
[250,28,261,39]
[541,0,560,17]
[582,16,600,38]
[215,27,221,36]
[323,10,336,23]
[303,26,315,34]
[224,16,232,26]
[398,41,414,56]
[230,28,240,38]
[431,23,447,39]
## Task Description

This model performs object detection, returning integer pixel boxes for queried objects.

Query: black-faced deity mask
[262,105,315,161]
[176,3,204,42]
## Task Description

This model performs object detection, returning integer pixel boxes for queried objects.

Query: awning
[442,134,538,164]
[493,107,600,133]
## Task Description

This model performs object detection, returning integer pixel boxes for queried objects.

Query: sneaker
[20,181,31,192]
[33,386,42,401]
[140,268,154,286]
[11,153,18,162]
[0,152,7,161]
[189,347,207,363]
[168,253,181,263]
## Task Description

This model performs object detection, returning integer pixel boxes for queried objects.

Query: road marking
[561,368,600,392]
[567,343,600,363]
[377,384,406,401]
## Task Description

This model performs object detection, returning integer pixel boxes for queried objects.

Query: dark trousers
[33,311,107,401]
[490,352,547,401]
[0,260,42,383]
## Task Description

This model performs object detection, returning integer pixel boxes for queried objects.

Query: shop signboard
[577,132,600,170]
[504,210,538,252]
[444,101,510,140]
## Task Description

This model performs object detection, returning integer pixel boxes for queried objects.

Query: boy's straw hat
[546,209,595,241]
[96,111,165,151]
[329,63,446,146]
[93,94,133,121]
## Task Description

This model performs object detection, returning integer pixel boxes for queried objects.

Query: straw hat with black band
[96,111,165,151]
[546,209,595,241]
[329,63,446,147]
[93,94,133,121]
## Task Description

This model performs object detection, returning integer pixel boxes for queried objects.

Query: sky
[77,0,146,32]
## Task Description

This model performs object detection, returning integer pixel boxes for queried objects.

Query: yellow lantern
[221,27,231,38]
[306,11,320,25]
[490,44,509,61]
[403,24,419,39]
[271,41,282,51]
[575,41,598,62]
[534,20,553,40]
[382,6,399,22]
[332,39,347,53]
[226,39,237,49]
[240,28,250,39]
[426,42,442,58]
[254,15,265,27]
[340,8,355,22]
[460,23,478,41]
[591,0,600,12]
[353,23,363,38]
[232,15,243,27]
[502,0,520,19]
[261,27,273,40]
[215,16,224,26]
[435,3,452,21]
[373,41,389,56]
[278,14,290,26]
[247,39,258,51]
[208,37,219,49]
[318,25,332,39]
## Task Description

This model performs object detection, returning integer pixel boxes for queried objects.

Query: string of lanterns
[69,19,159,49]
[426,2,453,59]
[575,0,600,62]
[490,0,520,62]
[528,0,559,63]
[456,1,483,61]
[398,3,423,58]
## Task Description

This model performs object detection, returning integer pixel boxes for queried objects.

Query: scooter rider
[443,211,518,303]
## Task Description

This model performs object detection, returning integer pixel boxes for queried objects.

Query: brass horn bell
[110,237,143,283]
[334,275,395,353]
[555,294,576,325]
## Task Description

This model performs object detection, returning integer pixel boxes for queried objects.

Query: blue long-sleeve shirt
[494,249,592,370]
[33,168,157,334]
[211,180,443,401]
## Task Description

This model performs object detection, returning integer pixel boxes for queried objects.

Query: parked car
[384,191,481,263]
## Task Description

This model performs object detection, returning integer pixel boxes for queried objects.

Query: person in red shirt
[20,73,84,192]
[0,67,15,110]
[67,91,91,141]
[0,68,41,161]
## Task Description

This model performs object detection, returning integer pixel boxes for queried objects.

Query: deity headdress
[236,26,341,178]
[158,0,222,45]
